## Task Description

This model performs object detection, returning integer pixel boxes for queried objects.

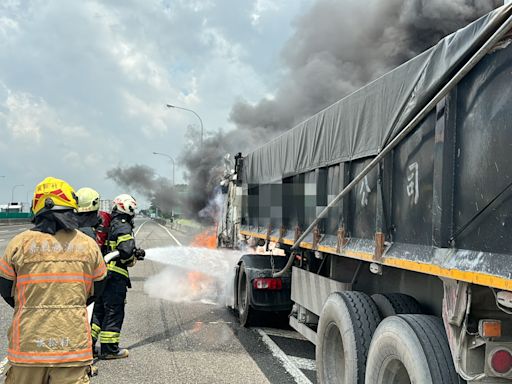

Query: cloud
[251,0,280,26]
[0,83,90,144]
[1,0,304,204]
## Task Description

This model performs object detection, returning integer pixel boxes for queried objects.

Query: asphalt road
[0,219,316,384]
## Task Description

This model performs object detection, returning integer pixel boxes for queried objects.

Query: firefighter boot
[100,348,129,360]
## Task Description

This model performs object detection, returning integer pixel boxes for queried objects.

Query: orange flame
[187,271,215,296]
[191,227,217,248]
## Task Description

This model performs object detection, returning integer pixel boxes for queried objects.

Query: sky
[0,0,312,207]
[0,0,502,212]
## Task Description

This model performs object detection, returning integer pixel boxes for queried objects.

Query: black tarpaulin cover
[243,6,511,184]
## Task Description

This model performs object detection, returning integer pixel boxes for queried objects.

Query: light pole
[11,184,23,203]
[166,104,204,147]
[153,152,175,186]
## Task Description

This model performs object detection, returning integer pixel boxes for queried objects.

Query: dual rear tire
[365,315,462,384]
[316,291,461,384]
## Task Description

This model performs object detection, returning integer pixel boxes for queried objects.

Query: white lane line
[289,356,316,371]
[256,329,312,384]
[155,222,182,247]
[134,220,149,237]
[0,239,4,242]
[0,228,26,234]
[257,327,307,341]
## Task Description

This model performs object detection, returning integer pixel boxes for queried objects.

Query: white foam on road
[144,246,241,305]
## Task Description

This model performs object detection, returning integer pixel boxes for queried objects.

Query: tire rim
[379,356,411,384]
[323,322,345,382]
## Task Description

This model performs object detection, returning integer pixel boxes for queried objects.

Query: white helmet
[112,194,137,216]
[76,187,100,213]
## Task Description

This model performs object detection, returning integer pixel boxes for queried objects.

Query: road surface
[0,219,316,384]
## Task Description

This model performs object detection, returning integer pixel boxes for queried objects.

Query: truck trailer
[219,4,512,383]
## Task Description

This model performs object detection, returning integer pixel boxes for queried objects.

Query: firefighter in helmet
[91,194,145,359]
[76,187,112,254]
[0,177,107,383]
[76,187,101,239]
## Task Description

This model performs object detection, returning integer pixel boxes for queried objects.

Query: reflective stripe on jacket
[106,217,135,281]
[0,229,107,366]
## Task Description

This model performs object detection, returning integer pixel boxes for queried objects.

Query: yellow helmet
[76,187,100,213]
[32,177,78,216]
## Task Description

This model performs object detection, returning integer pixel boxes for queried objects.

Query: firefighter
[76,187,101,240]
[76,187,112,361]
[91,194,145,359]
[0,177,107,384]
[76,187,112,254]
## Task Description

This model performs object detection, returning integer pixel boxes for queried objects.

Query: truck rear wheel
[316,291,381,384]
[371,293,422,318]
[365,314,460,384]
[237,262,256,327]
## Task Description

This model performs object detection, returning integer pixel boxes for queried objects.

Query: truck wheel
[371,293,422,318]
[237,262,256,327]
[365,315,460,384]
[316,291,381,384]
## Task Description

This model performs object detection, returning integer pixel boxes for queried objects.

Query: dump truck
[218,4,512,383]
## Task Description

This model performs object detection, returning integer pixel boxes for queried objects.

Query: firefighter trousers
[5,365,90,384]
[91,273,127,355]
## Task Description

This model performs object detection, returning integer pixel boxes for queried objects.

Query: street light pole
[152,152,175,186]
[166,104,204,147]
[11,184,24,203]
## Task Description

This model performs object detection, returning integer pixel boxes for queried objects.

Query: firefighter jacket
[0,229,107,367]
[106,214,136,286]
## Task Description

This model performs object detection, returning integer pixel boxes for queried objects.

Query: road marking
[0,239,4,242]
[257,327,307,341]
[134,220,149,237]
[0,228,26,233]
[256,329,312,384]
[155,222,182,247]
[289,356,316,371]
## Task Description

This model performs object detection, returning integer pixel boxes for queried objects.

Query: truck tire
[316,291,381,384]
[371,293,422,318]
[237,262,256,327]
[365,314,461,384]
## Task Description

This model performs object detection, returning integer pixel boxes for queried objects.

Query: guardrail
[0,213,33,226]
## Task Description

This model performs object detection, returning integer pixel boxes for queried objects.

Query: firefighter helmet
[32,177,78,216]
[76,187,100,213]
[112,194,137,216]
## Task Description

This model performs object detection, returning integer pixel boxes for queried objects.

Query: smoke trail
[230,0,501,132]
[106,164,179,215]
[180,0,500,217]
[178,127,231,221]
[109,0,500,218]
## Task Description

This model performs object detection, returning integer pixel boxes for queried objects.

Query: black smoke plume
[106,165,179,216]
[230,0,501,133]
[109,0,501,219]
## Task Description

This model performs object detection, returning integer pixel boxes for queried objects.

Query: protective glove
[134,248,146,260]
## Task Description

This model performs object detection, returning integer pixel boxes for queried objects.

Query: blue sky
[0,0,313,206]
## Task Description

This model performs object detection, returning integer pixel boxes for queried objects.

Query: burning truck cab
[219,4,512,384]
